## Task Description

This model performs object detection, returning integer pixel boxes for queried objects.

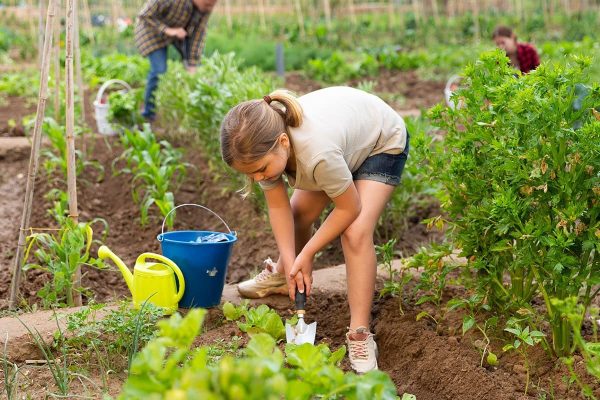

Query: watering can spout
[98,245,134,295]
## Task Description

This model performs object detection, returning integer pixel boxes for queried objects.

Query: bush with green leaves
[23,217,108,308]
[120,309,399,400]
[428,50,600,356]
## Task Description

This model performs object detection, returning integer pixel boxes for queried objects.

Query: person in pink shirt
[493,25,540,74]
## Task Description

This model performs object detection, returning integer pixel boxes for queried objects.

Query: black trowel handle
[295,289,306,311]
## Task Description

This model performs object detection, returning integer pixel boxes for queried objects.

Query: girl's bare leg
[341,180,395,329]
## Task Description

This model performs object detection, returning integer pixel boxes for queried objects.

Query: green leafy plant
[552,297,600,398]
[108,88,144,128]
[120,309,398,400]
[376,238,412,315]
[223,302,286,341]
[114,125,189,228]
[39,117,104,182]
[502,320,545,395]
[446,294,500,367]
[408,243,457,306]
[23,218,108,307]
[429,50,600,356]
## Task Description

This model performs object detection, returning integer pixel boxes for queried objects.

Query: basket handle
[95,79,132,104]
[159,203,235,240]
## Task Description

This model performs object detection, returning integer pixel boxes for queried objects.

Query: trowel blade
[285,320,317,345]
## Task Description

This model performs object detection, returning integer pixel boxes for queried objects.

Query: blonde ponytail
[268,89,303,127]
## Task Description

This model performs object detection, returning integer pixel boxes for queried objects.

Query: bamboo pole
[348,0,356,25]
[323,0,332,29]
[9,0,57,309]
[387,0,395,29]
[53,0,60,122]
[258,0,266,31]
[65,0,82,306]
[81,0,94,45]
[293,0,305,39]
[224,0,232,31]
[74,1,85,127]
[472,0,480,43]
[38,0,46,67]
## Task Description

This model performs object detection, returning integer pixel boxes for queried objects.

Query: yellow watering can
[98,245,185,315]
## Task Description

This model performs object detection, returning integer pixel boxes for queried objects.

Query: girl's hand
[288,252,314,300]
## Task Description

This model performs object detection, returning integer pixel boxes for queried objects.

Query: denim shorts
[352,133,409,186]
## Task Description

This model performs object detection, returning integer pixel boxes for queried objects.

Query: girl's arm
[263,181,296,276]
[289,183,361,295]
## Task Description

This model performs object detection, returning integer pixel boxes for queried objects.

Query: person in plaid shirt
[135,0,217,121]
[493,25,540,74]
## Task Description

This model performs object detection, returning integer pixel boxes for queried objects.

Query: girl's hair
[220,89,303,167]
[492,25,515,40]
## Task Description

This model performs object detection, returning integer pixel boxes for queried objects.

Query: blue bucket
[157,204,237,308]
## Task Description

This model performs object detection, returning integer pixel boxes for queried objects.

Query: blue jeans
[142,47,168,120]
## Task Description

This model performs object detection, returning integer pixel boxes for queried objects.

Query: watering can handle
[95,79,132,104]
[160,203,235,237]
[138,253,186,302]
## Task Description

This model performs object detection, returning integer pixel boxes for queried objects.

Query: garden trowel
[285,289,317,345]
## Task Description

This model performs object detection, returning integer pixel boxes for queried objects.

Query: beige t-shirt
[259,86,407,198]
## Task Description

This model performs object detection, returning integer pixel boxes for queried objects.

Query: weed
[376,238,412,315]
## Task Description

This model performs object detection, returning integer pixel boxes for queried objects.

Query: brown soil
[0,96,33,137]
[285,69,446,112]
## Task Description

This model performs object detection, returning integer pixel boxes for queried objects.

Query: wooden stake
[323,0,332,29]
[9,0,57,309]
[65,0,82,306]
[293,0,305,39]
[53,0,60,122]
[224,0,232,31]
[74,1,85,127]
[81,0,94,45]
[38,0,46,68]
[348,0,357,25]
[258,0,266,31]
[472,0,480,43]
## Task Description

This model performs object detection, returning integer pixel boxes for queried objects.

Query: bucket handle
[95,79,132,104]
[159,203,235,240]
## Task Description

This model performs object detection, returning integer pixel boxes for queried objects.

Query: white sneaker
[237,258,288,299]
[346,327,378,373]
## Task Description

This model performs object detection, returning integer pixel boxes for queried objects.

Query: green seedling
[113,125,190,228]
[376,238,412,315]
[23,218,108,308]
[502,320,545,395]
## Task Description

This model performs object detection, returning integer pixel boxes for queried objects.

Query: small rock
[92,198,101,206]
[447,336,459,345]
[512,365,525,374]
[17,173,24,179]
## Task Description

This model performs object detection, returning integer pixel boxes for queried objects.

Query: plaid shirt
[516,43,540,74]
[134,0,210,66]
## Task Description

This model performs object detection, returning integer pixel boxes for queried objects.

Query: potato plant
[429,50,600,356]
